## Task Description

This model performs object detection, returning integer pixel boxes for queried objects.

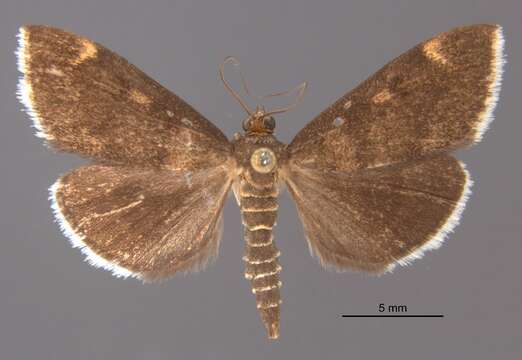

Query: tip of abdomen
[259,304,280,340]
[266,321,280,339]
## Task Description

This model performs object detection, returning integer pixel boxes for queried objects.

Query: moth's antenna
[264,81,308,116]
[220,56,253,116]
[220,57,308,117]
[239,69,305,103]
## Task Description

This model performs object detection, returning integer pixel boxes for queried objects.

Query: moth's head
[242,107,276,135]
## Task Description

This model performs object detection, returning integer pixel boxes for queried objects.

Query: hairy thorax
[231,133,288,181]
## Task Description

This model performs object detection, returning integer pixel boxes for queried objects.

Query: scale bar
[341,314,444,318]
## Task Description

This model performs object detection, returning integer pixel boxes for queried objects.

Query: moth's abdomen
[240,178,282,339]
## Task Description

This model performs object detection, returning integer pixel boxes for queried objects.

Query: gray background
[0,0,520,359]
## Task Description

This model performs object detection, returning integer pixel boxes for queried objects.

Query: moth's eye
[242,118,251,131]
[264,116,276,131]
[250,148,277,174]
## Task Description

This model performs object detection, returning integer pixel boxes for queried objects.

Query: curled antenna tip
[223,56,240,66]
[264,81,308,116]
[220,57,253,116]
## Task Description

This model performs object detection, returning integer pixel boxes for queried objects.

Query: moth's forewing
[284,155,470,272]
[51,165,232,281]
[16,25,231,170]
[288,24,505,172]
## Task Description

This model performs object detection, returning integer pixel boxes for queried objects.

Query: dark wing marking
[283,155,470,273]
[16,25,230,170]
[289,24,505,172]
[50,164,232,281]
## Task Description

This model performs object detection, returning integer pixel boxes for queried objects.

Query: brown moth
[16,24,505,339]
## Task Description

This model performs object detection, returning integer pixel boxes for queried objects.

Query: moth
[16,24,505,339]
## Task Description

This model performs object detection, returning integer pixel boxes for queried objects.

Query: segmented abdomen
[240,178,282,339]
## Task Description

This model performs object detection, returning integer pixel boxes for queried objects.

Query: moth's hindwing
[16,25,231,170]
[51,164,232,281]
[288,24,505,172]
[284,155,471,272]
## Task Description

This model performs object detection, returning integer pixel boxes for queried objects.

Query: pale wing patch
[372,89,393,104]
[423,38,448,65]
[129,89,152,105]
[386,162,473,272]
[366,161,386,169]
[474,25,506,143]
[184,172,193,188]
[72,38,98,65]
[76,195,144,227]
[15,27,51,140]
[343,100,352,110]
[181,117,193,127]
[46,66,65,77]
[333,117,345,127]
[49,180,141,279]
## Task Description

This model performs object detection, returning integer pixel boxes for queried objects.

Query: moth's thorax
[232,133,288,180]
[250,148,276,173]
